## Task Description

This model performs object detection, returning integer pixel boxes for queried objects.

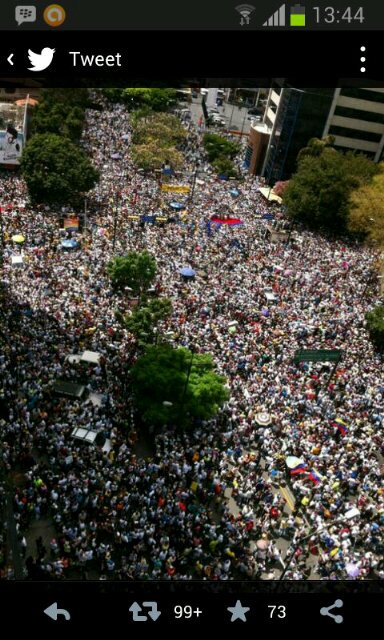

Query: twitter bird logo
[27,48,55,72]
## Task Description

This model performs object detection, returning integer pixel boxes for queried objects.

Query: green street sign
[293,349,342,364]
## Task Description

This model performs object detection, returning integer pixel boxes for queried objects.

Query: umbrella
[170,202,185,210]
[16,97,38,107]
[12,234,25,243]
[346,563,360,578]
[179,267,196,277]
[230,188,240,197]
[111,153,121,160]
[61,239,78,249]
[121,134,130,140]
[261,308,269,317]
[228,320,239,327]
[255,412,272,426]
[256,539,269,550]
[286,456,305,469]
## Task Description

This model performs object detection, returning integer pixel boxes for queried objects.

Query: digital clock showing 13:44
[313,6,365,23]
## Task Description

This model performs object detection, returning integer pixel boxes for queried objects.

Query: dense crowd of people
[0,94,383,581]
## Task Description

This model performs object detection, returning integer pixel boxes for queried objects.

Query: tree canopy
[21,133,99,206]
[118,297,173,345]
[203,133,240,178]
[131,345,229,428]
[283,142,378,232]
[203,133,240,162]
[30,88,90,142]
[348,167,384,248]
[365,305,384,351]
[131,142,184,171]
[103,88,177,111]
[107,251,157,297]
[132,113,186,146]
[297,135,335,160]
[131,112,186,171]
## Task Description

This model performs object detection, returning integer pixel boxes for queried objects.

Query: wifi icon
[235,4,255,26]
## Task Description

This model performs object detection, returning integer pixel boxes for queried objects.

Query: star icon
[227,600,250,622]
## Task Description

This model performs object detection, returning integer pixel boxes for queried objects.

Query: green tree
[21,133,99,206]
[132,113,186,146]
[39,88,90,109]
[131,143,184,171]
[203,133,240,162]
[30,102,85,142]
[212,156,238,178]
[131,345,229,428]
[118,297,173,345]
[107,251,157,299]
[348,167,384,247]
[283,147,378,232]
[365,305,384,351]
[103,88,177,111]
[30,89,90,142]
[297,135,335,160]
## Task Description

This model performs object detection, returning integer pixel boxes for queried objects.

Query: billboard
[161,184,190,193]
[0,131,24,165]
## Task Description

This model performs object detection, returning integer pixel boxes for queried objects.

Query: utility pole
[84,197,88,233]
[0,209,5,266]
[190,164,198,203]
[180,348,194,412]
[112,193,119,252]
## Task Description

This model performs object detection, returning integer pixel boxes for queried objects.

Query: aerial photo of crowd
[0,91,383,582]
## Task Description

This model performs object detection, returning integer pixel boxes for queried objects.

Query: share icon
[320,599,344,624]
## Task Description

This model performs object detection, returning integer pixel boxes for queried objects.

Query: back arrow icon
[7,54,14,65]
[44,602,71,621]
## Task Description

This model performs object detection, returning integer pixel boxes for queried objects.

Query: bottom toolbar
[0,582,382,629]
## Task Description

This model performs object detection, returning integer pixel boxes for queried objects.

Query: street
[189,96,253,136]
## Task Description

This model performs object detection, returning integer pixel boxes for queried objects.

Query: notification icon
[43,4,66,27]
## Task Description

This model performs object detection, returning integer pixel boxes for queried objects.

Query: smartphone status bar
[0,1,384,30]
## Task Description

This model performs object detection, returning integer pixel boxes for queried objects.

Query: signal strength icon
[235,4,255,26]
[263,3,286,26]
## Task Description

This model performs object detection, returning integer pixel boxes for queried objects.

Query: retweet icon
[27,47,55,71]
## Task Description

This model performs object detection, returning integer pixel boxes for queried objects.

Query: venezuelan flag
[290,463,308,476]
[307,471,321,485]
[333,417,349,437]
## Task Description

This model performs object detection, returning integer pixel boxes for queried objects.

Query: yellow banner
[161,184,190,193]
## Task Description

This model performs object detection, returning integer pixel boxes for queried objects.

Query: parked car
[208,117,225,127]
[247,114,262,121]
[247,106,263,115]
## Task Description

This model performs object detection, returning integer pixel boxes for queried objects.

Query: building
[246,84,384,182]
[323,88,384,162]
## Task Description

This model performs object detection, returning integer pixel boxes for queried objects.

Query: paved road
[189,97,253,136]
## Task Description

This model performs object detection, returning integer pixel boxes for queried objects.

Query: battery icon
[290,4,306,26]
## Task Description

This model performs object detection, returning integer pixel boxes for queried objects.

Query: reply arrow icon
[7,53,14,66]
[43,602,71,621]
